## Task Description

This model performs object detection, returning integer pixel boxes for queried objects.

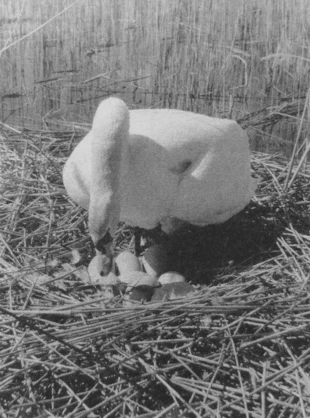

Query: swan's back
[121,108,256,228]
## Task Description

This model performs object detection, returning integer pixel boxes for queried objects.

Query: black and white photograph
[1,1,310,416]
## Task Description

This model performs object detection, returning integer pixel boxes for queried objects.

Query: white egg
[118,271,158,287]
[88,254,119,285]
[158,271,186,285]
[151,282,195,302]
[115,251,141,274]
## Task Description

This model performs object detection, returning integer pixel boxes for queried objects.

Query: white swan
[63,98,257,271]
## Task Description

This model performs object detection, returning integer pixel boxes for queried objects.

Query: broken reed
[1,0,310,153]
[1,128,310,416]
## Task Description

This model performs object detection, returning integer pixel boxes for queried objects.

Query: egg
[115,251,142,274]
[126,285,155,304]
[118,271,158,288]
[158,271,186,285]
[88,255,119,285]
[88,253,112,276]
[151,282,195,302]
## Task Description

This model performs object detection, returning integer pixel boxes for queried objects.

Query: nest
[1,119,310,417]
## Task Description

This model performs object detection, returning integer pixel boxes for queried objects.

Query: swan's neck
[88,99,129,245]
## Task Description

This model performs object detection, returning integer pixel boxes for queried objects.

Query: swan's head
[89,191,121,275]
[93,231,114,276]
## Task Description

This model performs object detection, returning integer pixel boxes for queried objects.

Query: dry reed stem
[1,0,310,149]
[1,108,310,416]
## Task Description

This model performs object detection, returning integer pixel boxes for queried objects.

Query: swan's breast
[63,132,92,210]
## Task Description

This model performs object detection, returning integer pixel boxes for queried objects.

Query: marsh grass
[1,0,310,154]
[1,102,310,416]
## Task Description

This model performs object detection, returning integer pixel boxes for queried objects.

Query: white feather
[63,98,257,245]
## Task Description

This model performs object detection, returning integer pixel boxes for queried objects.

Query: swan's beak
[95,232,114,275]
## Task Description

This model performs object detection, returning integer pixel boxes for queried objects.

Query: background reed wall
[1,0,310,153]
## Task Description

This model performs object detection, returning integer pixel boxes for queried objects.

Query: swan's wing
[128,110,255,227]
[170,120,255,225]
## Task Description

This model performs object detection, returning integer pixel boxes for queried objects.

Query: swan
[63,97,257,273]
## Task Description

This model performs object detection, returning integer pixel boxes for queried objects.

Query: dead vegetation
[1,0,310,416]
[2,0,310,147]
[1,98,310,417]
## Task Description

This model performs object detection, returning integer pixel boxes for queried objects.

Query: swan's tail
[88,98,129,247]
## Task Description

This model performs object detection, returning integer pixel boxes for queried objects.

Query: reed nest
[1,110,310,417]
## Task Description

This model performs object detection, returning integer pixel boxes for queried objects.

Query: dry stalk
[1,105,310,417]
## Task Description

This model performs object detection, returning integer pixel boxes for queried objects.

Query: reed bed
[1,102,310,417]
[1,0,310,155]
